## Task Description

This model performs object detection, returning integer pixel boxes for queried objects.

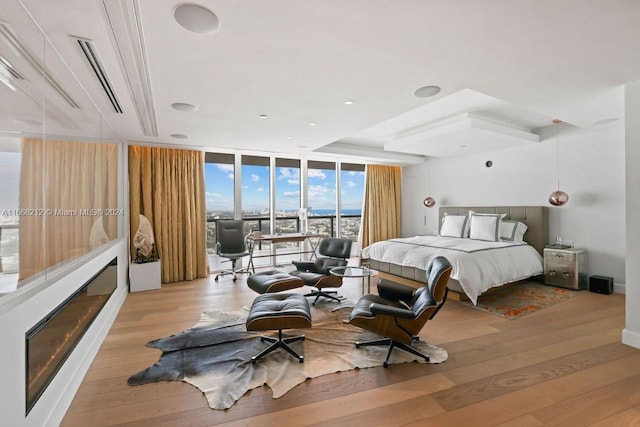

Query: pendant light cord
[556,122,560,191]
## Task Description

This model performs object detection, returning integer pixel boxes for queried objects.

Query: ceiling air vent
[73,36,123,114]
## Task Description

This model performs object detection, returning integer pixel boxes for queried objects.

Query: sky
[204,162,364,214]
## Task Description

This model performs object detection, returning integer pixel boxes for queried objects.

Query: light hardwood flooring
[62,272,634,426]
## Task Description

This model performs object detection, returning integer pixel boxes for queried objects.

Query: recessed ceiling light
[344,100,354,105]
[171,102,198,112]
[413,85,441,98]
[259,114,268,119]
[594,117,619,125]
[309,122,316,126]
[287,136,293,139]
[14,119,43,127]
[297,145,309,149]
[174,4,219,34]
[171,133,189,139]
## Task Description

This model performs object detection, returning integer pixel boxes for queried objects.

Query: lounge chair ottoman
[247,270,304,294]
[246,293,312,363]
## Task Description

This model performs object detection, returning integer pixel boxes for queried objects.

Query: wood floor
[62,272,635,427]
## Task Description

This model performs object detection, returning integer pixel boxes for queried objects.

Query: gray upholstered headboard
[438,206,549,255]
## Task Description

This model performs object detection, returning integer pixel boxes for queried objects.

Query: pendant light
[548,119,569,207]
[424,160,436,208]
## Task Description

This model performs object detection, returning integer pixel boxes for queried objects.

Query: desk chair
[214,220,251,282]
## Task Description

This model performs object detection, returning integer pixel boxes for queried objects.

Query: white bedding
[362,235,543,305]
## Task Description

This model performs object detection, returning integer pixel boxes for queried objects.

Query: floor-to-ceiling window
[204,153,365,262]
[241,155,270,233]
[340,163,365,242]
[204,152,234,254]
[307,160,337,236]
[241,155,271,265]
[274,158,301,257]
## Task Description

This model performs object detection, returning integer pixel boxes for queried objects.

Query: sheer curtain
[128,146,208,283]
[19,139,118,281]
[361,164,402,248]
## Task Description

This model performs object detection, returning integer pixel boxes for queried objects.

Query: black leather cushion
[317,237,352,259]
[349,294,407,319]
[246,293,312,331]
[377,279,415,305]
[247,271,304,293]
[425,256,452,303]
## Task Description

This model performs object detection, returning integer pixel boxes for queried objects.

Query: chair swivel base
[214,267,251,282]
[252,330,305,364]
[304,290,346,305]
[355,337,429,368]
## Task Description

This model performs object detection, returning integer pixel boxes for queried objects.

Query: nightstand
[543,247,587,290]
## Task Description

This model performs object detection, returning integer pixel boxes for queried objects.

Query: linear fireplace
[25,257,117,414]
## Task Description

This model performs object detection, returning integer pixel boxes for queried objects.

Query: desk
[247,233,322,269]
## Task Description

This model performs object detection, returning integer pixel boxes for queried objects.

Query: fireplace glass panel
[25,257,117,414]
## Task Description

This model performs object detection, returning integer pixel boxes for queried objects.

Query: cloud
[206,192,223,198]
[215,164,235,180]
[283,190,300,197]
[287,179,299,185]
[308,169,326,180]
[257,187,264,192]
[251,174,260,182]
[345,181,356,188]
[278,167,300,180]
[308,184,330,199]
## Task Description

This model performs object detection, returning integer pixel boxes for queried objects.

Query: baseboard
[614,283,625,294]
[622,328,640,349]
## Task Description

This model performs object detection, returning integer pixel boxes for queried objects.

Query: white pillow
[468,210,507,238]
[468,213,502,241]
[500,221,528,242]
[440,214,469,238]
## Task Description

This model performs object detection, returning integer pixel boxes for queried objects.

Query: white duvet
[362,235,543,305]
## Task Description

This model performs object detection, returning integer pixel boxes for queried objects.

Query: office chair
[214,220,251,282]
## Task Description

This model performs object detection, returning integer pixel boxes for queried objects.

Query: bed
[362,206,548,304]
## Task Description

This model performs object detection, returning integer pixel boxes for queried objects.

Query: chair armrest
[377,279,415,304]
[369,303,414,319]
[292,260,317,272]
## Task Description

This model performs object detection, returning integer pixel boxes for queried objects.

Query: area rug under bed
[460,280,584,320]
[127,304,448,410]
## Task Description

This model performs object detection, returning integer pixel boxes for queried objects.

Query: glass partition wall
[0,3,122,297]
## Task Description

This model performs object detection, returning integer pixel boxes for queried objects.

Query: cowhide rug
[128,304,448,410]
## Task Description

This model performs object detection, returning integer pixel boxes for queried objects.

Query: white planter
[129,260,161,292]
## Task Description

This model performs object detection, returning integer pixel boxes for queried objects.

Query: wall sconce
[549,119,569,207]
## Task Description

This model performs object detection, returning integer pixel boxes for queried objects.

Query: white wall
[402,121,626,288]
[623,81,640,348]
[0,240,128,427]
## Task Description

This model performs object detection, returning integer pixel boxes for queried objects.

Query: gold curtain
[361,164,402,248]
[19,139,118,281]
[128,146,207,283]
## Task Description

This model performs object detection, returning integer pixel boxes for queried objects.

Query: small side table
[329,266,374,294]
[543,247,587,290]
